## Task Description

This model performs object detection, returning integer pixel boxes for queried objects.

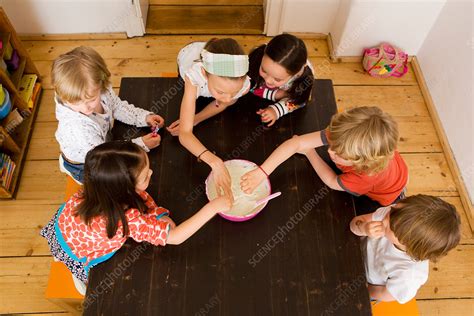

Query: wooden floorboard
[417,299,474,316]
[14,160,66,203]
[0,257,63,314]
[34,59,417,90]
[0,34,472,315]
[418,245,474,300]
[24,36,328,60]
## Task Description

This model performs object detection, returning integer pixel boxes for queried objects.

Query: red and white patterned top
[57,191,170,264]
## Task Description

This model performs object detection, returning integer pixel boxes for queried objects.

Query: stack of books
[0,152,16,190]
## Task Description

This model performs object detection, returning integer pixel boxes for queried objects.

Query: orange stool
[65,175,82,200]
[372,298,419,316]
[45,261,84,315]
[45,176,84,314]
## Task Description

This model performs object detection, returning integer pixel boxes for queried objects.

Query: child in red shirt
[41,141,231,290]
[240,106,408,206]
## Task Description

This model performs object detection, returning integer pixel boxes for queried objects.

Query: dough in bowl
[206,160,270,217]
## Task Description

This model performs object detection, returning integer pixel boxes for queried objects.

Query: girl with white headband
[167,38,250,201]
[248,34,314,127]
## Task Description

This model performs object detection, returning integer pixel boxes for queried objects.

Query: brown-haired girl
[167,38,250,202]
[41,141,231,293]
[248,34,314,126]
[350,194,461,303]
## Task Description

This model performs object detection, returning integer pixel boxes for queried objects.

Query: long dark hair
[248,34,314,105]
[74,141,148,238]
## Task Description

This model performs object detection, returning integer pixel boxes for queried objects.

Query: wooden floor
[0,35,472,315]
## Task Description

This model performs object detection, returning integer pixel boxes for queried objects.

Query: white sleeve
[386,268,428,304]
[106,88,152,127]
[131,136,150,152]
[372,206,392,221]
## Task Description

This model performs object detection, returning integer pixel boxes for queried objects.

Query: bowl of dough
[205,159,271,222]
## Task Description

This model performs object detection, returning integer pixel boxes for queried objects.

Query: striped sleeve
[269,99,306,119]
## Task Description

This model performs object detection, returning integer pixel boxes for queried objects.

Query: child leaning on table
[240,106,408,207]
[52,46,165,184]
[350,194,461,303]
[40,141,231,294]
[248,33,314,126]
[167,38,250,202]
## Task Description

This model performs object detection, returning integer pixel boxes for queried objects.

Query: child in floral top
[41,141,231,293]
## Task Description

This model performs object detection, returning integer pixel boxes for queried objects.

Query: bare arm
[240,132,325,194]
[303,149,343,191]
[178,78,233,201]
[349,213,376,236]
[261,132,325,175]
[368,285,397,302]
[194,99,236,126]
[166,202,215,245]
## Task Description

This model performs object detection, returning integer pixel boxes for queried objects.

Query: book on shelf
[30,82,41,109]
[18,74,38,106]
[2,108,24,134]
[0,152,16,190]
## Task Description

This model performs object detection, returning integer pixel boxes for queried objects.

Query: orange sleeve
[337,172,372,196]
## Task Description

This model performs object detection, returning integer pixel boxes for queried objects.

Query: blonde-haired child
[350,194,461,303]
[241,106,408,206]
[52,46,164,184]
[167,38,250,201]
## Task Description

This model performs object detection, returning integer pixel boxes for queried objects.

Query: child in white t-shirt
[350,194,461,304]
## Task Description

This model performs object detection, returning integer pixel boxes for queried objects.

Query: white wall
[330,0,446,56]
[417,0,474,201]
[279,0,340,34]
[0,0,145,37]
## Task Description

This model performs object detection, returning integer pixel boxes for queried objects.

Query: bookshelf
[0,8,42,198]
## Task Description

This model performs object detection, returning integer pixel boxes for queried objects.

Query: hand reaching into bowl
[240,167,267,194]
[211,159,234,203]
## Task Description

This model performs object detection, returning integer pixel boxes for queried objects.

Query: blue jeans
[62,157,84,183]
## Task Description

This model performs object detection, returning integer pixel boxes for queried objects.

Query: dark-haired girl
[41,141,231,293]
[248,34,314,126]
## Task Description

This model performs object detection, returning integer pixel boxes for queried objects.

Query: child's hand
[363,221,385,239]
[240,167,267,194]
[159,216,176,229]
[166,119,180,136]
[146,114,165,128]
[211,160,234,203]
[142,132,161,150]
[209,196,232,214]
[257,107,277,127]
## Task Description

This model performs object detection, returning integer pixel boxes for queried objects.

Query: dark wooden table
[83,78,371,316]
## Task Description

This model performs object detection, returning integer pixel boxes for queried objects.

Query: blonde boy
[52,46,164,183]
[240,106,408,206]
